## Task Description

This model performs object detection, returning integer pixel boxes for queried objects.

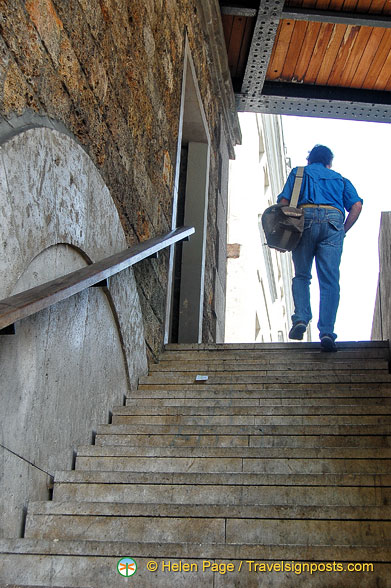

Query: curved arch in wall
[0,124,147,538]
[0,123,147,382]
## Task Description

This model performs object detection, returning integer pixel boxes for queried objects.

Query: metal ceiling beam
[282,7,391,28]
[221,3,391,27]
[236,82,391,122]
[263,81,391,104]
[226,0,391,116]
[221,6,257,16]
[240,0,285,100]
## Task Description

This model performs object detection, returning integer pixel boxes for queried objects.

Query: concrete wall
[0,0,240,356]
[372,211,391,341]
[0,127,147,538]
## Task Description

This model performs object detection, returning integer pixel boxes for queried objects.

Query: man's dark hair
[307,145,334,166]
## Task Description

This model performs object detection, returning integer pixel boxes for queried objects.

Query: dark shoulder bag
[261,166,305,252]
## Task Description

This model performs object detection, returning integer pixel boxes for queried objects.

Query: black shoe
[320,335,337,352]
[289,322,307,340]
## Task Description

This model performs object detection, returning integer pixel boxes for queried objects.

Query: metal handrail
[0,226,195,331]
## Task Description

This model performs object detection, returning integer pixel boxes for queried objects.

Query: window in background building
[260,278,272,331]
[257,118,265,161]
[258,215,277,301]
[277,258,281,280]
[264,165,270,190]
[255,313,261,340]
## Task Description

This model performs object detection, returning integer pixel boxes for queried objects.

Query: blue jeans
[291,207,345,341]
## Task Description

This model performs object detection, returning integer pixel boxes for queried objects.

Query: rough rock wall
[0,0,238,355]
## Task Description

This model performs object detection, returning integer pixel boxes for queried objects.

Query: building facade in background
[225,113,308,343]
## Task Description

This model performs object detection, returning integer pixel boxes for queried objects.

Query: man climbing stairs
[1,341,391,586]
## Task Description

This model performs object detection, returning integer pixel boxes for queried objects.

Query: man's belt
[299,204,341,212]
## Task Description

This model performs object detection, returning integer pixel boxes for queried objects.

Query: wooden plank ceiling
[220,0,391,121]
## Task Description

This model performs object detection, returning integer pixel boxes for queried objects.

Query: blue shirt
[277,163,363,215]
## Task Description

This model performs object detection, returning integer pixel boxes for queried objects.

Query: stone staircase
[1,341,391,587]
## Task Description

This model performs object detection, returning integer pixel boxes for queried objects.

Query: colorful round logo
[117,557,137,577]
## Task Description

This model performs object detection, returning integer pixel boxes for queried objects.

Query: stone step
[164,341,389,351]
[111,414,391,426]
[2,539,390,588]
[96,423,391,436]
[125,396,391,406]
[161,343,389,352]
[76,444,391,459]
[135,383,391,394]
[95,432,391,448]
[162,349,390,362]
[26,500,391,520]
[53,470,391,486]
[75,454,391,474]
[163,341,388,352]
[24,508,391,546]
[52,474,391,506]
[139,372,391,385]
[114,403,391,415]
[160,344,390,360]
[150,359,389,372]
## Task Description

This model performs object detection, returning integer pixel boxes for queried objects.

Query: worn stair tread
[1,557,390,588]
[95,433,391,448]
[150,360,389,372]
[114,404,391,415]
[125,396,391,406]
[160,350,390,361]
[96,423,391,435]
[26,501,391,520]
[3,538,391,560]
[1,557,388,588]
[52,484,391,507]
[75,455,391,474]
[0,585,67,588]
[158,341,388,361]
[134,385,391,395]
[53,470,391,486]
[2,538,391,588]
[76,445,391,459]
[164,341,389,350]
[161,352,390,363]
[24,516,391,546]
[139,373,391,385]
[111,415,391,426]
[155,356,389,364]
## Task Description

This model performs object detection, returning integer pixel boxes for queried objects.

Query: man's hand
[279,198,290,206]
[344,201,362,233]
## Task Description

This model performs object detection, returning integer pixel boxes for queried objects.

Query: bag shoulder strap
[290,166,304,208]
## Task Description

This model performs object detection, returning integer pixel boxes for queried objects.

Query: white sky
[281,115,391,342]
